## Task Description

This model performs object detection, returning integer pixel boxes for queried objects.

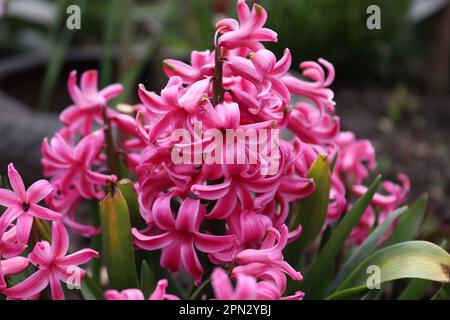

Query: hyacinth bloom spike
[0,163,62,244]
[3,221,98,300]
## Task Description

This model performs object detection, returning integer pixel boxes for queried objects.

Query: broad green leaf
[100,183,139,290]
[328,206,407,293]
[287,154,330,262]
[327,241,450,300]
[292,175,382,299]
[80,275,104,300]
[382,194,428,248]
[117,179,146,229]
[140,260,155,297]
[397,239,447,300]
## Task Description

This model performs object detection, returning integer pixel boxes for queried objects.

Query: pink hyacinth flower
[132,195,235,284]
[0,163,62,244]
[228,49,291,103]
[163,50,215,84]
[41,129,116,199]
[216,0,277,51]
[233,225,302,281]
[3,221,98,300]
[335,131,377,185]
[105,279,180,300]
[60,70,123,134]
[211,268,258,300]
[138,76,211,143]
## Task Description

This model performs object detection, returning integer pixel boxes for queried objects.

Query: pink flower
[350,175,410,244]
[105,279,179,300]
[163,50,215,84]
[233,225,302,281]
[216,0,277,51]
[132,195,235,284]
[61,70,123,134]
[45,187,100,237]
[138,76,211,143]
[228,49,291,103]
[3,221,98,300]
[41,129,116,199]
[212,268,258,300]
[0,163,62,244]
[335,131,376,184]
[212,267,304,300]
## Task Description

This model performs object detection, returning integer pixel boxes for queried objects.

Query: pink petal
[50,221,69,258]
[7,163,26,202]
[3,270,49,299]
[234,273,258,300]
[0,188,19,206]
[29,203,62,221]
[105,289,145,300]
[67,71,83,104]
[180,240,203,285]
[99,83,123,101]
[26,180,54,204]
[272,48,292,76]
[251,49,276,76]
[211,268,234,300]
[132,229,175,250]
[1,257,29,276]
[80,70,98,95]
[160,241,182,273]
[16,214,33,244]
[190,180,231,200]
[152,193,176,230]
[0,206,22,231]
[175,198,203,233]
[163,59,198,82]
[194,233,235,253]
[49,272,64,300]
[57,249,98,268]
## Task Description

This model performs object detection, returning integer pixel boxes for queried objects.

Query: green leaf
[397,279,431,300]
[382,194,428,248]
[117,179,146,229]
[140,260,155,297]
[292,175,382,299]
[100,183,139,290]
[432,283,450,300]
[327,241,450,300]
[287,154,330,260]
[328,206,408,293]
[80,275,104,300]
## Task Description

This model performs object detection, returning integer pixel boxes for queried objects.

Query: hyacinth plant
[0,0,449,301]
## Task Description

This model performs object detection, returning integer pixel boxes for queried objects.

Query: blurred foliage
[0,0,445,98]
[262,0,413,86]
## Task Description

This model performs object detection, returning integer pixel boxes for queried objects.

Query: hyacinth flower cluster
[1,0,449,301]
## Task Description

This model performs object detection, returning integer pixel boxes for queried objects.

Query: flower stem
[102,108,121,178]
[212,46,224,106]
